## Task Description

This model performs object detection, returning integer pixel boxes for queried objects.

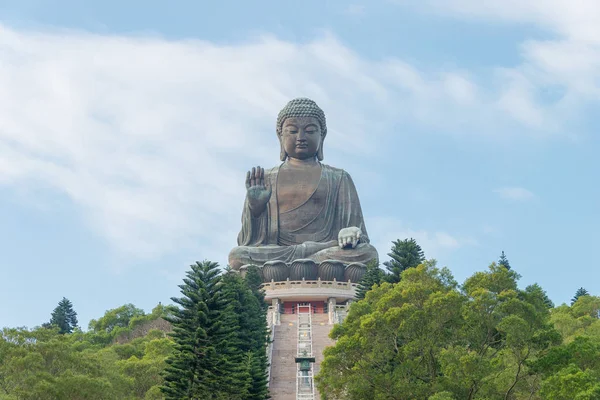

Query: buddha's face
[280,117,322,160]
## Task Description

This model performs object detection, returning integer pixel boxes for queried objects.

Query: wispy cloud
[369,217,478,262]
[345,4,366,16]
[408,0,600,43]
[0,22,579,264]
[395,0,600,136]
[494,187,535,201]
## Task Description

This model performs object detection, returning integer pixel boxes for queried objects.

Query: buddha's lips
[296,144,308,148]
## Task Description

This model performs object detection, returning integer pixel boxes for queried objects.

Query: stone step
[269,312,336,400]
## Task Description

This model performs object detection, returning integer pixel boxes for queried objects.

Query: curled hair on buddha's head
[276,98,327,161]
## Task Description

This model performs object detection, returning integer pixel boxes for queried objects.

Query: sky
[1,0,599,329]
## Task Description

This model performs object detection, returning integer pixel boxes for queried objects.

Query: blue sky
[1,0,599,329]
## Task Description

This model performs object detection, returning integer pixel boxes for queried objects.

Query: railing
[266,319,275,387]
[296,305,315,400]
[297,308,312,357]
[261,279,359,291]
[334,305,348,324]
[267,305,280,326]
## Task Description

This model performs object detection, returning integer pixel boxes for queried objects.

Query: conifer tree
[161,260,241,399]
[524,283,555,309]
[498,250,511,270]
[356,260,385,300]
[572,287,590,305]
[49,297,78,334]
[384,238,425,283]
[222,271,270,400]
[244,265,267,307]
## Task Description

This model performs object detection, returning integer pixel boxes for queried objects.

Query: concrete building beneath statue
[239,258,364,400]
[264,278,357,327]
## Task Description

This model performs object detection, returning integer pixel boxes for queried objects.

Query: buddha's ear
[279,138,287,161]
[317,137,324,161]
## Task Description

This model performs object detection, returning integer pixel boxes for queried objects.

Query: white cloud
[0,22,580,264]
[442,73,477,105]
[369,217,477,262]
[395,0,600,136]
[494,187,535,201]
[409,0,600,43]
[345,4,366,16]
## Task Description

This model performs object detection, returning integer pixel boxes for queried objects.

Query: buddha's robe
[228,163,378,269]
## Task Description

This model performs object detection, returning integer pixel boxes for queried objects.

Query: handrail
[333,304,349,324]
[261,279,359,291]
[296,305,315,400]
[266,321,275,386]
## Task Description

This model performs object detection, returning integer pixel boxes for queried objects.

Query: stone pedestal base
[262,279,357,303]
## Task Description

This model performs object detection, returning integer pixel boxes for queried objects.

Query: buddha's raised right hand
[246,166,272,217]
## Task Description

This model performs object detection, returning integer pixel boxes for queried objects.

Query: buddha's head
[276,98,327,161]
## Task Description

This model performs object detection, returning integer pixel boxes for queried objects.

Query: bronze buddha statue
[228,98,378,270]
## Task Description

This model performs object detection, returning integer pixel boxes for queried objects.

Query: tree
[572,287,590,305]
[88,303,145,333]
[524,283,555,309]
[49,297,78,334]
[532,336,600,399]
[222,271,270,399]
[317,261,463,399]
[383,238,425,283]
[355,260,385,300]
[161,260,248,399]
[316,262,560,399]
[498,250,511,270]
[0,326,127,399]
[243,265,267,309]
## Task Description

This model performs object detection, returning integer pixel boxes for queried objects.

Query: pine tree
[571,287,590,305]
[498,251,511,270]
[244,265,267,308]
[161,260,242,399]
[524,283,554,309]
[356,260,385,300]
[384,238,425,283]
[222,272,270,399]
[49,297,78,334]
[244,350,270,400]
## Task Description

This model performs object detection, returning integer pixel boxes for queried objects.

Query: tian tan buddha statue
[228,98,378,271]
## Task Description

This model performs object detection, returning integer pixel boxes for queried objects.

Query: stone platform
[261,279,357,303]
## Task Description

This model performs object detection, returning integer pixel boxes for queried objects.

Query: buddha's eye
[288,130,298,134]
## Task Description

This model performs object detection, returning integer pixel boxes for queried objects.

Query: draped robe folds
[228,163,378,269]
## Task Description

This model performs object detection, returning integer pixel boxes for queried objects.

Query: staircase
[311,313,334,379]
[269,311,335,400]
[269,313,298,400]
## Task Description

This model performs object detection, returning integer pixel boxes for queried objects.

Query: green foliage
[572,287,590,305]
[244,265,265,299]
[540,365,600,400]
[428,392,456,400]
[0,316,171,400]
[221,272,270,400]
[161,260,269,400]
[48,297,78,334]
[355,260,385,300]
[317,261,462,399]
[88,303,145,334]
[0,260,270,400]
[316,261,561,399]
[383,238,425,283]
[524,283,555,309]
[549,295,600,343]
[12,246,600,400]
[498,250,511,270]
